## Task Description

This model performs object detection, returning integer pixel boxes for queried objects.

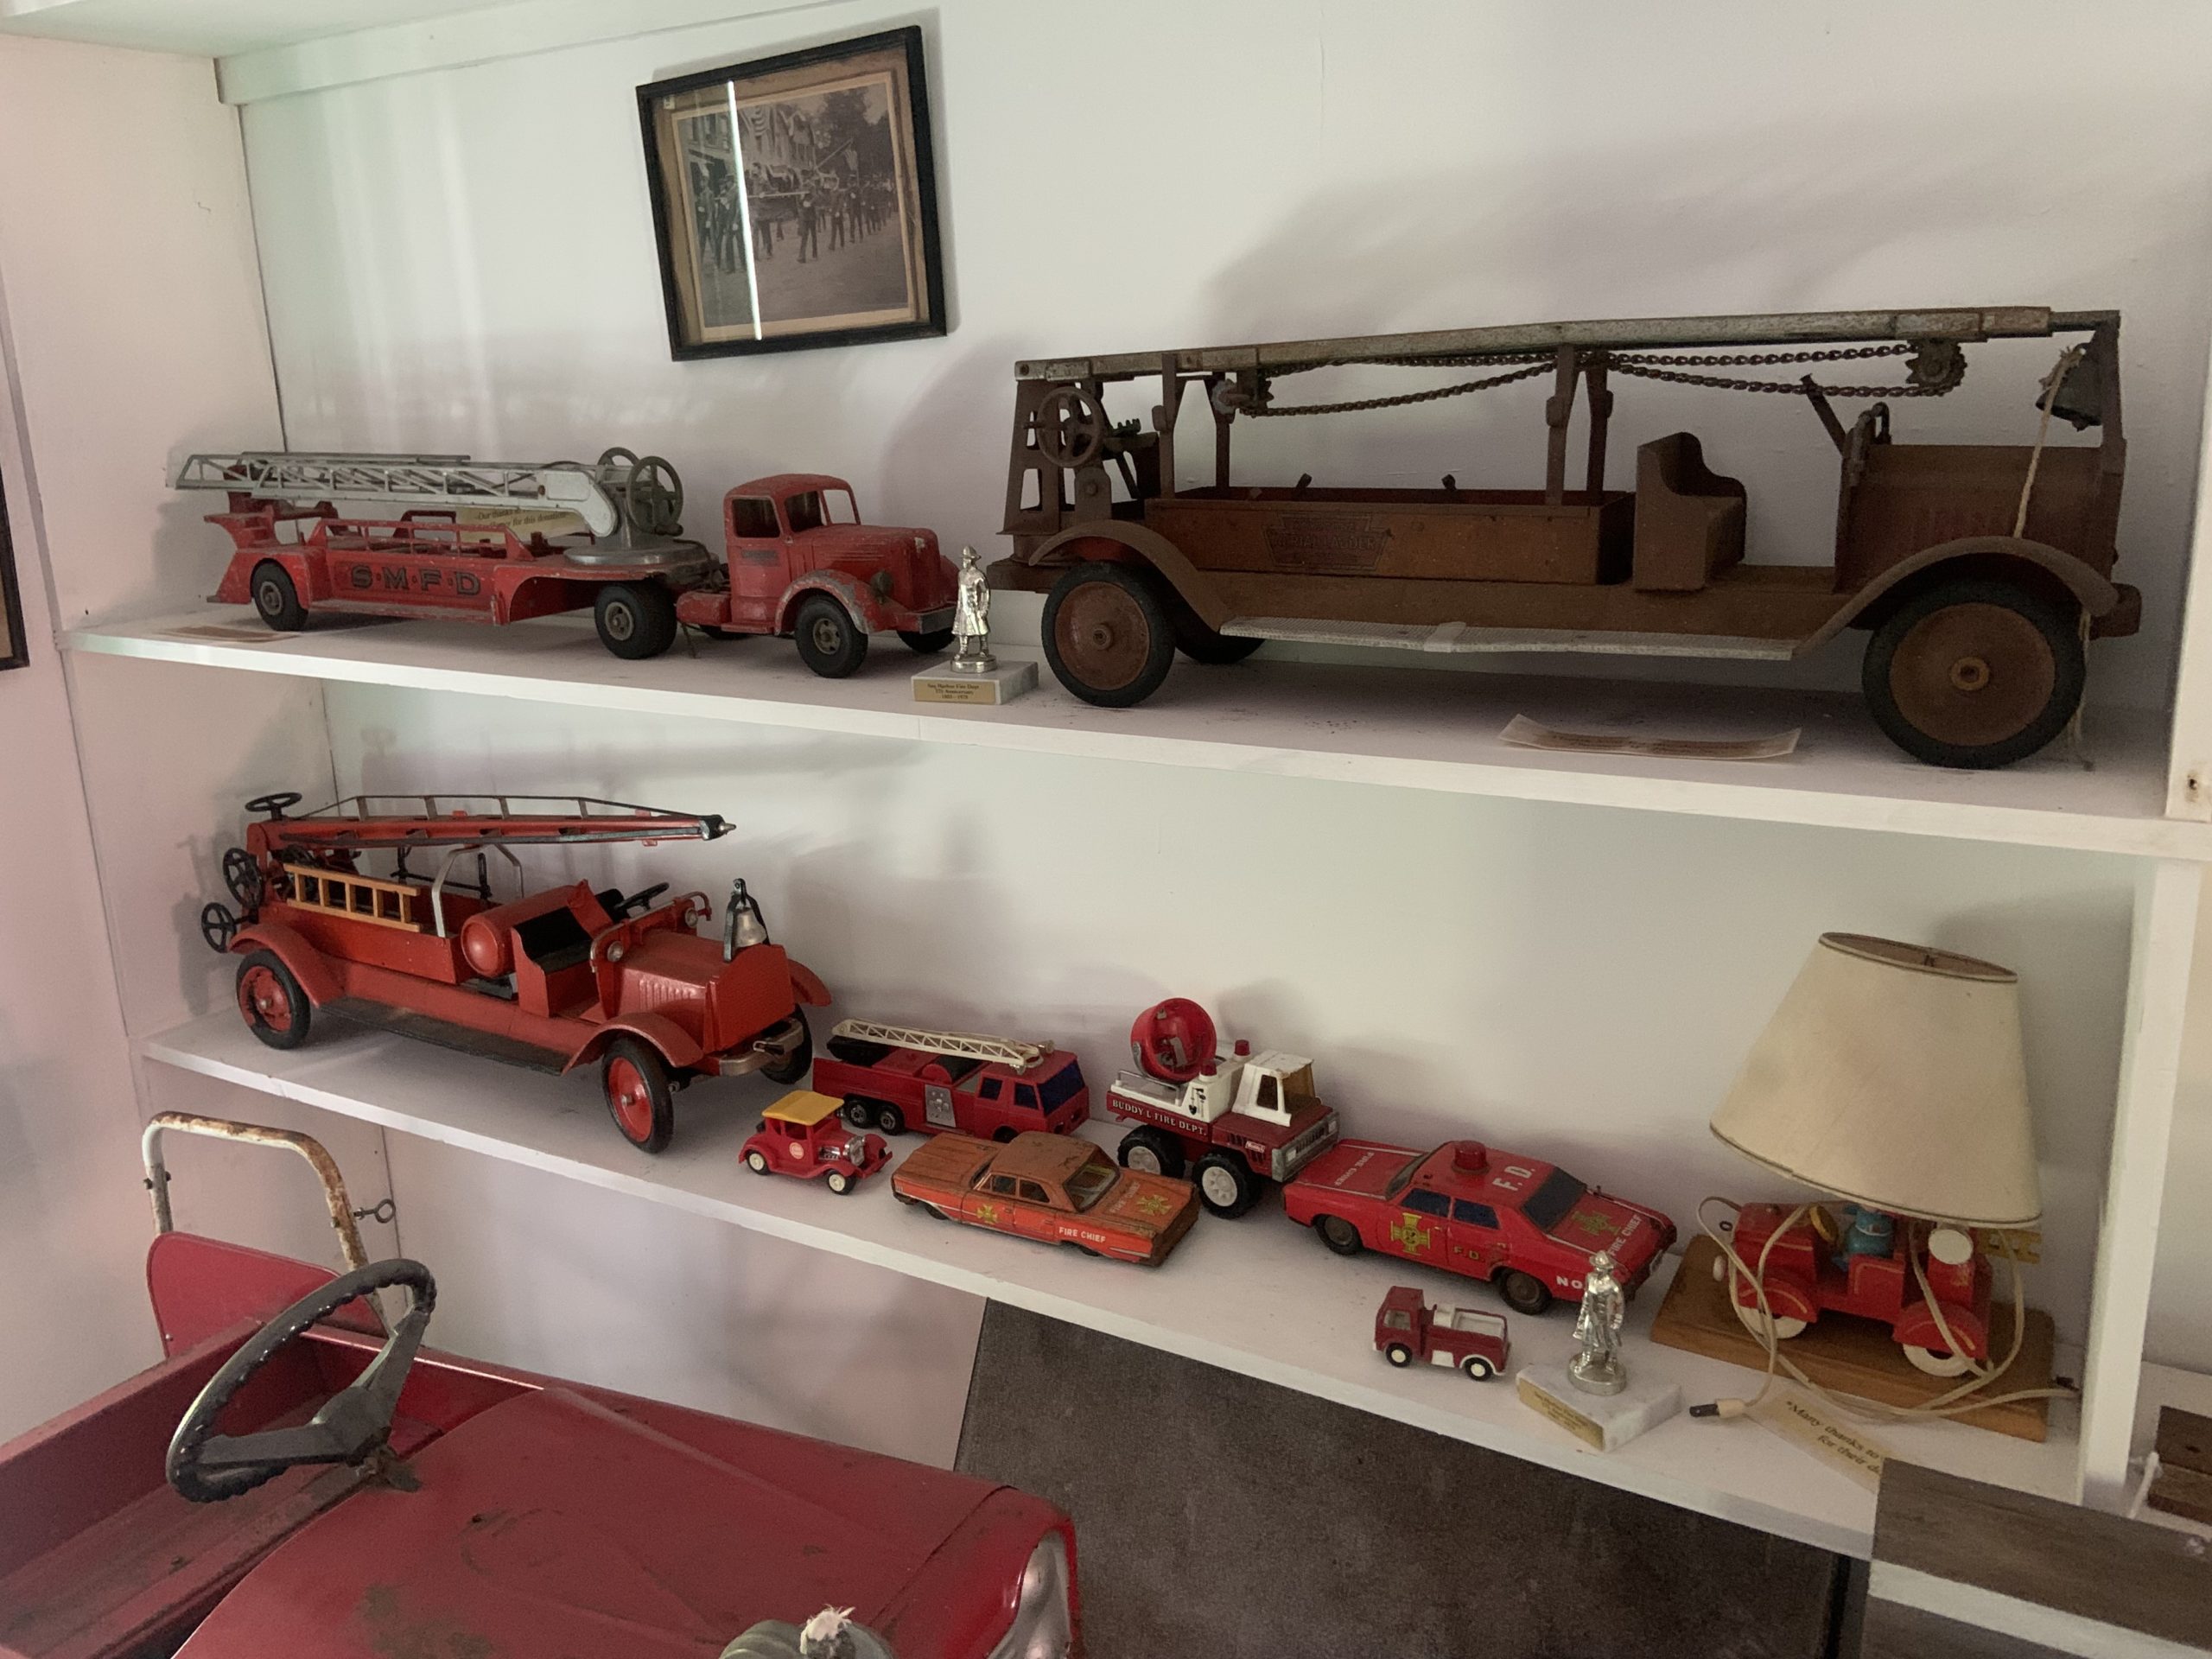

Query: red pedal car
[0,1115,1080,1659]
[742,1090,892,1193]
[198,792,827,1154]
[1283,1138,1676,1315]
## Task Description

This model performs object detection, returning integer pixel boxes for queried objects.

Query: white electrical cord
[1688,1197,2075,1425]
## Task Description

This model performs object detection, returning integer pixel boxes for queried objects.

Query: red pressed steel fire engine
[673,474,960,677]
[1105,997,1339,1219]
[197,792,826,1154]
[812,1019,1090,1140]
[1282,1138,1676,1315]
[0,1114,1079,1659]
[1723,1202,1995,1376]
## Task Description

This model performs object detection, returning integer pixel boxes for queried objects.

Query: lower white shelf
[143,1009,2085,1559]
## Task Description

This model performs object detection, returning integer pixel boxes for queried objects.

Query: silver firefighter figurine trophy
[1514,1247,1681,1451]
[912,544,1036,705]
[1569,1249,1627,1395]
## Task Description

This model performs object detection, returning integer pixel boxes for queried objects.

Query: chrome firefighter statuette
[1570,1249,1628,1396]
[950,545,996,674]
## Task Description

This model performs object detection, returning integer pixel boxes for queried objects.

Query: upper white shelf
[0,0,510,58]
[71,607,2205,860]
[143,1008,2086,1559]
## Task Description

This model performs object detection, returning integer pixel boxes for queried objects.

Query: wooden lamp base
[1649,1236,2059,1442]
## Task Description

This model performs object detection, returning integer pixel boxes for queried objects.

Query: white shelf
[143,1008,2088,1560]
[0,0,512,59]
[70,608,2205,860]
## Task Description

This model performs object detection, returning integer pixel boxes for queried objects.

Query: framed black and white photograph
[0,468,26,671]
[639,27,946,359]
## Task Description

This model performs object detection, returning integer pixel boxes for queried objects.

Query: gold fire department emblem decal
[975,1203,1001,1225]
[1134,1193,1174,1218]
[1389,1213,1434,1255]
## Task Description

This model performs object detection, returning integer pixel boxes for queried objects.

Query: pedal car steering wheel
[167,1258,435,1504]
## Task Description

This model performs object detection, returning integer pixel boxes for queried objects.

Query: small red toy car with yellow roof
[892,1131,1200,1266]
[1284,1138,1675,1315]
[742,1090,891,1194]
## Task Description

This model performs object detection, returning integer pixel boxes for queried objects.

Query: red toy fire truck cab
[814,1018,1090,1140]
[1375,1285,1510,1380]
[199,793,826,1154]
[675,474,959,677]
[742,1090,893,1193]
[1284,1138,1676,1315]
[1723,1201,1995,1376]
[0,1116,1079,1659]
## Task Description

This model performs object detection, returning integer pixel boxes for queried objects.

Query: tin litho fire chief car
[893,1130,1201,1266]
[1284,1139,1676,1314]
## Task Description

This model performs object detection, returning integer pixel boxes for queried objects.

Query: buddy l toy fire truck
[197,792,827,1154]
[0,1113,1079,1659]
[1375,1284,1510,1381]
[1283,1138,1676,1315]
[812,1018,1090,1139]
[742,1090,892,1193]
[1106,997,1339,1218]
[1721,1201,1996,1376]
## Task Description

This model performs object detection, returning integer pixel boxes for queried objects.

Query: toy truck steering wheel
[1034,386,1109,470]
[167,1258,435,1504]
[245,791,302,820]
[612,881,671,918]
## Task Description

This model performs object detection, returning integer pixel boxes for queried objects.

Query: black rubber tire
[1192,1152,1262,1219]
[1497,1269,1554,1317]
[843,1098,881,1129]
[1385,1342,1414,1368]
[874,1101,906,1135]
[1860,577,2083,770]
[601,1035,676,1154]
[991,1127,1016,1144]
[1462,1355,1497,1381]
[793,595,868,678]
[826,1170,855,1195]
[1116,1126,1187,1180]
[756,1012,812,1085]
[1163,588,1264,665]
[899,627,955,654]
[594,583,679,660]
[235,950,311,1050]
[1315,1215,1363,1257]
[250,562,308,632]
[744,1149,772,1174]
[1040,561,1176,708]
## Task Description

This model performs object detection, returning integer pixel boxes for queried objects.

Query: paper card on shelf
[1500,715,1801,761]
[1749,1388,1891,1491]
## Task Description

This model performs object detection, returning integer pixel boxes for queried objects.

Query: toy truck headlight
[986,1533,1074,1659]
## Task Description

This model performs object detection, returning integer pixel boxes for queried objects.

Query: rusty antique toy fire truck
[893,1129,1202,1266]
[1283,1138,1676,1315]
[0,1113,1079,1659]
[742,1090,893,1193]
[196,792,825,1153]
[1721,1201,1997,1376]
[181,452,957,677]
[994,307,2133,768]
[813,1018,1090,1140]
[1376,1284,1510,1381]
[1106,997,1338,1218]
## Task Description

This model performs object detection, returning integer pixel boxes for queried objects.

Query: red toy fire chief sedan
[1284,1139,1675,1315]
[893,1131,1200,1266]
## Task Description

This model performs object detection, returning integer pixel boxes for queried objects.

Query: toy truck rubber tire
[1040,562,1176,707]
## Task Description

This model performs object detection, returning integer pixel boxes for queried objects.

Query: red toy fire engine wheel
[744,1149,772,1174]
[1495,1269,1553,1317]
[249,561,306,631]
[235,951,310,1050]
[601,1038,674,1153]
[1461,1354,1497,1381]
[1383,1341,1414,1367]
[755,1014,813,1086]
[1117,1126,1187,1180]
[594,584,679,660]
[793,595,868,678]
[1313,1215,1363,1256]
[1903,1343,1973,1378]
[1192,1152,1262,1219]
[825,1169,858,1195]
[899,626,956,653]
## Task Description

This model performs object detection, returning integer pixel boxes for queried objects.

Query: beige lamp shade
[1710,933,2041,1227]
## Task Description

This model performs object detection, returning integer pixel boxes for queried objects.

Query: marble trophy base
[912,659,1037,706]
[1516,1363,1683,1452]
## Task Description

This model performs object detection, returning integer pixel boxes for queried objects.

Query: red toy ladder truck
[199,791,827,1153]
[812,1017,1090,1140]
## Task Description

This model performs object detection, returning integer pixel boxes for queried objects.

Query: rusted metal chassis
[995,308,2132,654]
[142,1113,372,1273]
[207,499,712,624]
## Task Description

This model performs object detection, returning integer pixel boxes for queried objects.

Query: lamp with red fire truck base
[197,791,828,1154]
[1106,997,1338,1218]
[812,1018,1090,1141]
[1282,1138,1676,1315]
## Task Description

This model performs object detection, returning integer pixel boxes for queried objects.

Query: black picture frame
[0,467,26,671]
[638,26,947,360]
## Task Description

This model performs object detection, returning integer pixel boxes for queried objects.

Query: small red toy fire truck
[198,792,827,1154]
[812,1018,1090,1140]
[1106,997,1339,1218]
[1375,1285,1510,1381]
[742,1090,892,1193]
[0,1113,1080,1659]
[674,474,960,677]
[1283,1138,1676,1315]
[1722,1202,1994,1376]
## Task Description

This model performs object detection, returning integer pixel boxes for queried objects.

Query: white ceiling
[0,0,524,59]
